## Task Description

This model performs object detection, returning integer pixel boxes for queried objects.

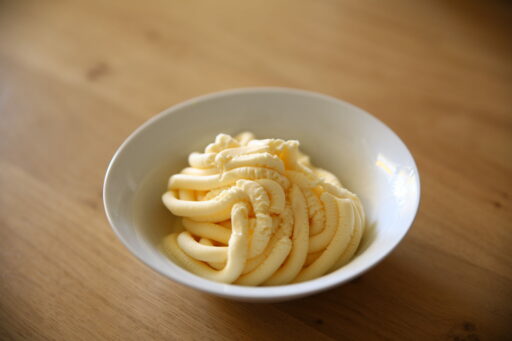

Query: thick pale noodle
[161,133,365,285]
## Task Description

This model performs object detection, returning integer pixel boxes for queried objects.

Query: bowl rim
[103,87,421,300]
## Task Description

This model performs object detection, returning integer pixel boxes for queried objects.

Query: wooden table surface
[1,0,511,340]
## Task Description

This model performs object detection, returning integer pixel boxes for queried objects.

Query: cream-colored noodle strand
[294,198,354,283]
[330,201,364,272]
[302,187,325,236]
[182,219,231,245]
[308,192,338,253]
[236,180,273,258]
[199,238,226,270]
[162,202,249,283]
[177,231,227,262]
[188,152,216,169]
[162,187,248,222]
[169,167,290,191]
[242,205,292,274]
[181,167,219,176]
[255,179,285,214]
[263,185,309,286]
[235,237,292,286]
[205,133,240,153]
[224,153,285,173]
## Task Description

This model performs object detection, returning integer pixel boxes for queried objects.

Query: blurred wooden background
[1,0,511,340]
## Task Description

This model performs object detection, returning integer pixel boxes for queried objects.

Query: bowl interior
[104,88,420,302]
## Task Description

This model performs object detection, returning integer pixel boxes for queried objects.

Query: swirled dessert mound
[161,132,365,285]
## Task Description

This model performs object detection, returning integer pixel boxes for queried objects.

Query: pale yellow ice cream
[162,132,365,285]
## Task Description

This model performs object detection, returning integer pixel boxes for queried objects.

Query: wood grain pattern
[1,0,511,340]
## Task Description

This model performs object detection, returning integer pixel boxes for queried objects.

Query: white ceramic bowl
[103,88,420,302]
